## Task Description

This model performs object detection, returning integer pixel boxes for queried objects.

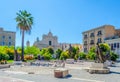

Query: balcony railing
[84,43,87,45]
[97,33,102,36]
[84,36,88,39]
[90,35,94,37]
[90,42,94,45]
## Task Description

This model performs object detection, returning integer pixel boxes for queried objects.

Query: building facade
[105,36,120,60]
[33,31,83,51]
[82,25,116,52]
[33,31,60,50]
[60,43,83,52]
[0,28,16,46]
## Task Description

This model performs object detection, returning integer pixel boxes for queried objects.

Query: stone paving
[0,62,120,82]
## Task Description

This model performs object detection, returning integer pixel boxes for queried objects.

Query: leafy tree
[16,46,22,54]
[47,47,54,54]
[43,52,52,60]
[78,52,86,59]
[0,53,9,61]
[5,46,15,60]
[24,46,40,57]
[60,50,70,60]
[39,48,53,60]
[56,49,62,59]
[86,51,96,60]
[0,46,10,61]
[15,10,33,61]
[40,48,47,55]
[110,51,119,61]
[99,43,110,53]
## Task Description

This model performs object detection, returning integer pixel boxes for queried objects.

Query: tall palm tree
[15,10,33,61]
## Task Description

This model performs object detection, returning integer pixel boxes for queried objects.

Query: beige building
[82,25,116,52]
[0,28,16,46]
[60,43,83,52]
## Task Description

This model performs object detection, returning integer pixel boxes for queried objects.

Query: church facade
[33,31,83,51]
[33,31,60,50]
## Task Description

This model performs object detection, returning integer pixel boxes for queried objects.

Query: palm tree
[15,10,33,61]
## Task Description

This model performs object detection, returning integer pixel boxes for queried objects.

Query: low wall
[0,64,10,69]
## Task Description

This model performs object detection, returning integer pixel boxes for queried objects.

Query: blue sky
[0,0,120,46]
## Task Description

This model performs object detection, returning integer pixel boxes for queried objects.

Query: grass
[7,60,14,64]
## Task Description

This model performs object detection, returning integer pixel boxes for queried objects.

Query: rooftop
[82,25,115,34]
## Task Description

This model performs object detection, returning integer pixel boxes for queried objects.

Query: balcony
[84,36,88,39]
[84,43,87,45]
[97,33,102,36]
[90,42,94,45]
[90,35,94,37]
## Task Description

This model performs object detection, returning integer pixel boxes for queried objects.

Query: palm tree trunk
[21,30,24,61]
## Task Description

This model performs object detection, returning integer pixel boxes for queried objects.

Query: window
[111,43,114,50]
[84,48,87,52]
[84,34,87,38]
[97,31,102,36]
[97,38,102,43]
[9,42,11,46]
[90,40,94,44]
[90,33,94,37]
[9,36,11,39]
[2,42,5,46]
[84,41,87,45]
[117,43,119,48]
[2,36,5,39]
[114,43,116,48]
[49,41,52,46]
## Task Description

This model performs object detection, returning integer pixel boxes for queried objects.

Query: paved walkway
[0,76,33,82]
[0,62,120,82]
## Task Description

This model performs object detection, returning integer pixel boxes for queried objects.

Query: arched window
[49,41,52,46]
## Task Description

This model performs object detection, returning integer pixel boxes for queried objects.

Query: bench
[66,59,74,64]
[54,68,69,78]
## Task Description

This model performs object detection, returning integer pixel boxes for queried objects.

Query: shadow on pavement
[56,74,72,79]
[110,71,120,74]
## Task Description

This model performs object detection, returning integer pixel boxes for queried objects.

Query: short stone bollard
[54,68,69,78]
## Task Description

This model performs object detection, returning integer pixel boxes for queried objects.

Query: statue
[14,49,20,61]
[95,43,110,63]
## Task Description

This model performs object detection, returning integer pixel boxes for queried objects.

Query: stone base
[87,63,110,74]
[88,68,110,74]
[54,68,69,78]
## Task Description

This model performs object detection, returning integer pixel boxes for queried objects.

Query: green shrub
[0,53,9,61]
[43,52,52,60]
[110,52,119,61]
[78,52,86,59]
[86,51,96,60]
[60,51,70,60]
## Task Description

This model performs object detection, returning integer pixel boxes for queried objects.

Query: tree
[5,46,15,60]
[15,10,33,61]
[24,46,40,57]
[110,51,119,61]
[99,43,110,53]
[78,52,86,59]
[47,47,54,54]
[56,49,62,59]
[60,50,70,60]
